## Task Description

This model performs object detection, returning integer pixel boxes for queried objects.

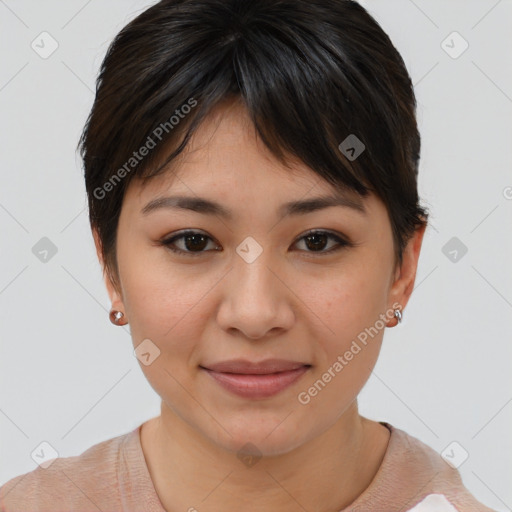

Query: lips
[203,358,308,374]
[200,359,311,399]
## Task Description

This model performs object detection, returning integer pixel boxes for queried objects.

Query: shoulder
[382,423,497,512]
[0,428,136,511]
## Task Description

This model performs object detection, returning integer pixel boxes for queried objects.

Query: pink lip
[200,359,311,399]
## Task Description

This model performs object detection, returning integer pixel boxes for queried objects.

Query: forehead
[121,102,387,230]
[121,100,381,222]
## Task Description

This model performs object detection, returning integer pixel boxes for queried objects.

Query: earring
[109,309,128,326]
[387,308,402,328]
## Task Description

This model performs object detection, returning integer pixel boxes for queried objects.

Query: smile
[200,361,311,399]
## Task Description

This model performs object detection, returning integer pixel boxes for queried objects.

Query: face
[96,100,424,456]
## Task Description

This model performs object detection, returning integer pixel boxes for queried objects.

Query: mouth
[199,359,311,399]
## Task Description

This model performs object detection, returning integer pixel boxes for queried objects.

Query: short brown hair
[79,0,429,292]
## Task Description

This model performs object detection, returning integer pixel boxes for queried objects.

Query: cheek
[295,252,390,407]
[119,246,215,358]
[313,254,391,348]
[119,258,215,406]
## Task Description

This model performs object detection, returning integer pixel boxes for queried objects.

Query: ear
[387,223,427,312]
[92,227,125,311]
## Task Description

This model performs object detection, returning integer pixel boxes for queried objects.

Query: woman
[0,0,497,510]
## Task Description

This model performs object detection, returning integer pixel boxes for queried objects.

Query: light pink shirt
[0,422,496,511]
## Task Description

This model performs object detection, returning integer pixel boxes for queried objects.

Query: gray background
[1,0,511,510]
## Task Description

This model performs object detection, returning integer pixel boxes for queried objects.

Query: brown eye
[160,229,351,258]
[304,232,329,251]
[161,230,220,256]
[293,230,351,254]
[181,233,209,251]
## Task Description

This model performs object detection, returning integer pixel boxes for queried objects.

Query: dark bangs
[79,0,428,288]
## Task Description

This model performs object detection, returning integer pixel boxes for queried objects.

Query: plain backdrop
[1,0,511,510]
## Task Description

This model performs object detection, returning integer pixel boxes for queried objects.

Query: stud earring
[109,309,128,326]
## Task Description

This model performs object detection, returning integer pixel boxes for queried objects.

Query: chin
[202,412,311,458]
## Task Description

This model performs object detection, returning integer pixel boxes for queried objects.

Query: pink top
[0,422,496,511]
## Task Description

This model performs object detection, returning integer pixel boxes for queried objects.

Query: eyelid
[159,228,352,256]
[294,229,352,255]
[160,229,221,257]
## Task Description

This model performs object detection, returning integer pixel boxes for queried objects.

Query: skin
[93,99,426,512]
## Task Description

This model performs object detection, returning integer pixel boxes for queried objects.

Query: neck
[140,401,390,512]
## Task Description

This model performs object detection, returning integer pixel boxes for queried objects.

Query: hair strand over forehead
[78,0,429,290]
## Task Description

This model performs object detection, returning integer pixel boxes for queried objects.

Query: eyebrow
[141,193,366,219]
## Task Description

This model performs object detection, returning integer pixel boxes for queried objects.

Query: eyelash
[158,229,352,258]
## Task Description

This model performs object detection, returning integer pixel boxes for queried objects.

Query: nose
[216,249,295,340]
